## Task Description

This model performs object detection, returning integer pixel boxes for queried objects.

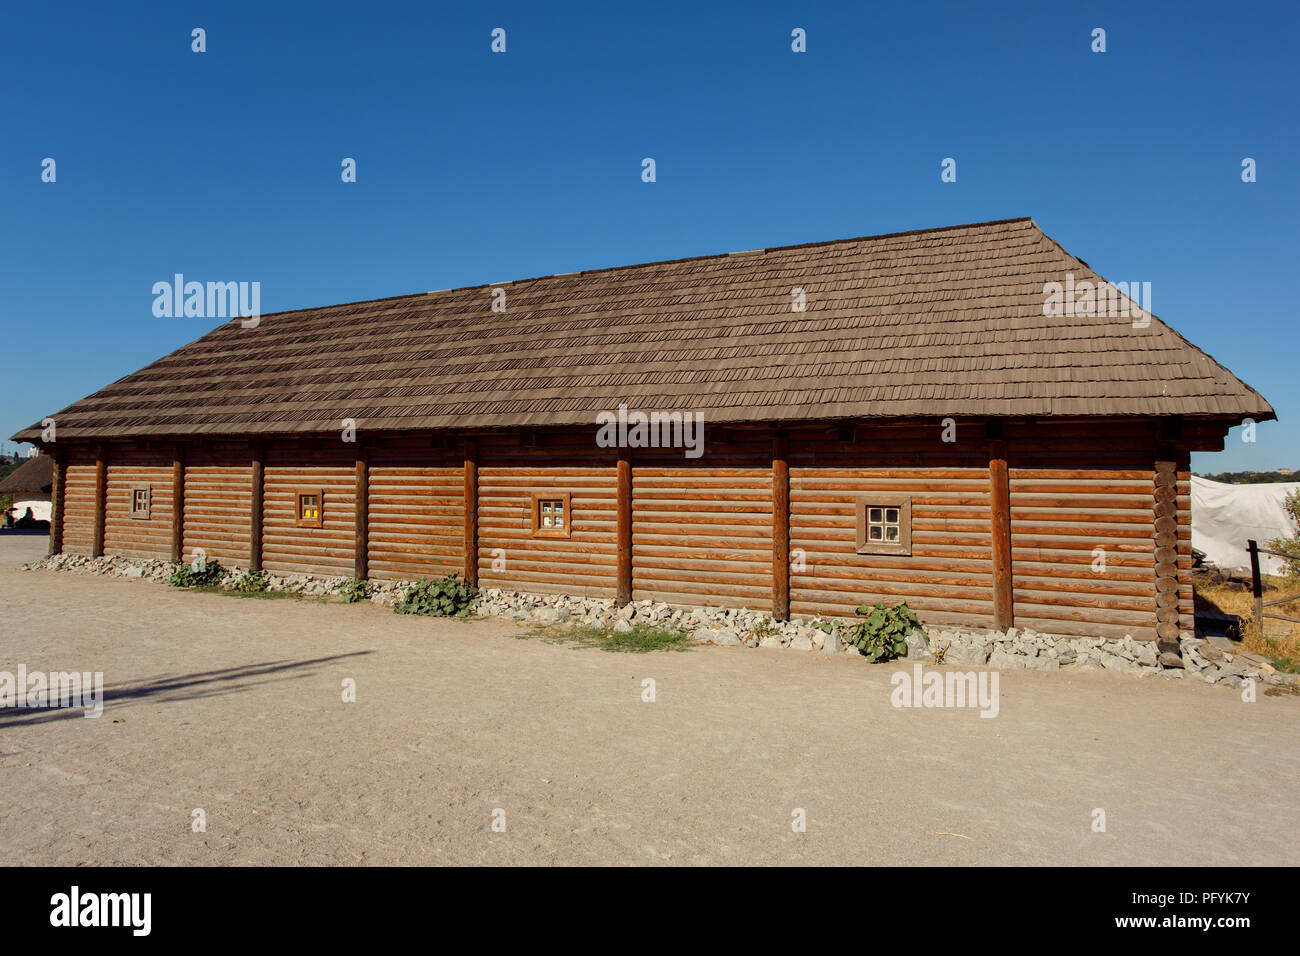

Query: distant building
[0,452,54,523]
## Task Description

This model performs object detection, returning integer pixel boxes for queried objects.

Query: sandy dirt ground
[1,534,1296,866]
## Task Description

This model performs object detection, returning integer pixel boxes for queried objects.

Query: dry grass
[1194,569,1300,673]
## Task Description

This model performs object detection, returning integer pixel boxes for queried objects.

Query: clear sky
[2,0,1295,473]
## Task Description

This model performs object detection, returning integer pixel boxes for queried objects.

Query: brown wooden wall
[1176,457,1194,636]
[789,426,995,627]
[262,445,356,577]
[182,444,252,565]
[1005,422,1159,641]
[476,433,618,597]
[51,418,1211,644]
[103,449,174,560]
[367,438,464,581]
[632,435,772,608]
[60,451,98,555]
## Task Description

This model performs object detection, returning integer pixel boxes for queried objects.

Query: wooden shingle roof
[0,455,54,493]
[13,217,1274,442]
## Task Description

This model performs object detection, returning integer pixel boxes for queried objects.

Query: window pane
[869,508,882,523]
[869,526,882,540]
[885,508,899,523]
[554,515,564,528]
[886,526,899,541]
[543,515,553,527]
[554,501,563,514]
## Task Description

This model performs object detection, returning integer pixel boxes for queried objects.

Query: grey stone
[987,647,1021,670]
[612,618,633,634]
[946,642,990,666]
[713,627,741,647]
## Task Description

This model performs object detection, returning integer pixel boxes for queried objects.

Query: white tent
[1191,476,1300,574]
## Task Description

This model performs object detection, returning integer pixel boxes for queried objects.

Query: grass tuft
[518,620,693,653]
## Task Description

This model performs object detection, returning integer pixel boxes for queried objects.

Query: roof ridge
[247,217,1038,322]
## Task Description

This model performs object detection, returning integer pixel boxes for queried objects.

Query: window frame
[855,494,912,555]
[295,487,324,528]
[530,492,572,539]
[130,485,152,520]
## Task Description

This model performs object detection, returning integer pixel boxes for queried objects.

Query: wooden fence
[1246,539,1300,629]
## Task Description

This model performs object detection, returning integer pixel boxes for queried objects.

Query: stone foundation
[24,553,1295,690]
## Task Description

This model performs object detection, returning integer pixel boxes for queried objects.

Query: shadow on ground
[0,652,372,728]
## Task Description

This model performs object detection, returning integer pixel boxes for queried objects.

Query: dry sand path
[1,535,1295,865]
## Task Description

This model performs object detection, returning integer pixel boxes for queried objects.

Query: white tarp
[8,498,51,523]
[1191,476,1300,574]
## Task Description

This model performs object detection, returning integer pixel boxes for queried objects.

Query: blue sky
[1,0,1295,473]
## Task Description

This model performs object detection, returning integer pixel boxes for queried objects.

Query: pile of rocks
[914,627,1162,672]
[1179,635,1287,688]
[33,552,176,582]
[24,555,1297,689]
[28,553,363,597]
[473,588,849,654]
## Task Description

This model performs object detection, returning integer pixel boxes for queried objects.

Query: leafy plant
[169,559,226,588]
[751,617,779,641]
[394,574,478,617]
[341,579,369,604]
[844,601,919,662]
[930,635,950,664]
[1267,489,1300,578]
[229,570,270,593]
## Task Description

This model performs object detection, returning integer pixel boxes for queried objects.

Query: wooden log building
[14,218,1274,650]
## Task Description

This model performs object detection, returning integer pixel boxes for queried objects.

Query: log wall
[367,438,464,581]
[103,448,174,560]
[50,419,1212,644]
[632,434,772,609]
[1005,422,1160,641]
[182,444,253,566]
[788,426,995,628]
[261,445,356,577]
[60,449,98,556]
[476,433,618,598]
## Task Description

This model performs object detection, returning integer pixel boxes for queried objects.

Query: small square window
[296,489,323,528]
[130,486,151,520]
[856,495,911,555]
[531,492,572,538]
